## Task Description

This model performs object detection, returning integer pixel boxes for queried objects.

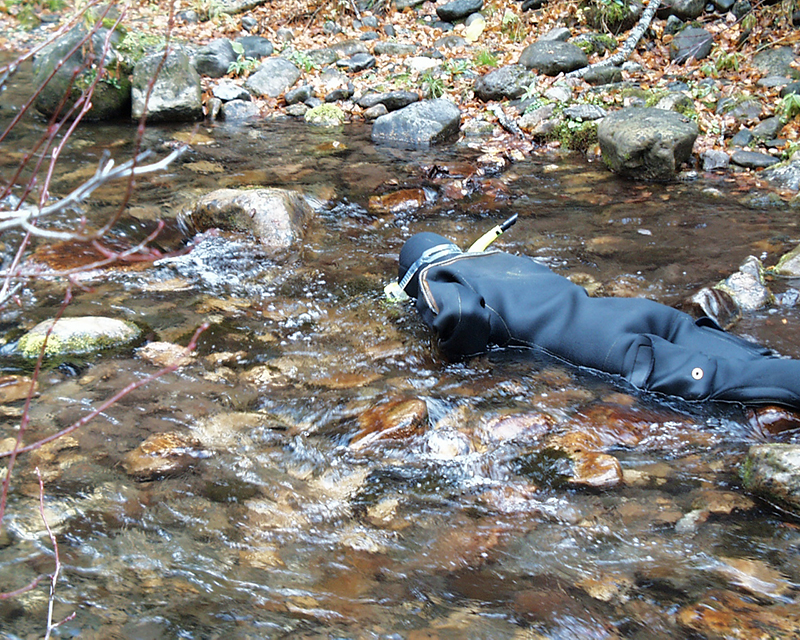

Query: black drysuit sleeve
[412,250,800,409]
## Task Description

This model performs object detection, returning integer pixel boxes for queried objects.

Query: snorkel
[385,214,518,302]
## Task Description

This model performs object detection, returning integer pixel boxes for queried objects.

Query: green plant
[420,70,445,99]
[282,48,317,72]
[501,8,525,42]
[473,49,499,68]
[228,42,259,76]
[553,119,599,151]
[779,93,800,121]
[442,58,470,76]
[118,31,167,62]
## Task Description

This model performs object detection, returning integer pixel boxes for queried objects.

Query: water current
[1,62,799,640]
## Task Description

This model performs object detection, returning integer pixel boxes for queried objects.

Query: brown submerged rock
[123,432,203,481]
[678,589,800,639]
[350,397,428,449]
[0,375,37,404]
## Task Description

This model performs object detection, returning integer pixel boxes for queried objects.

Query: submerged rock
[350,398,428,449]
[742,443,800,514]
[123,432,203,481]
[0,375,37,404]
[16,316,141,359]
[190,187,314,252]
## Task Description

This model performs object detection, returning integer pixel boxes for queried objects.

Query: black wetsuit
[398,232,800,409]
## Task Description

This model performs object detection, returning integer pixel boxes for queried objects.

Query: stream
[1,63,800,639]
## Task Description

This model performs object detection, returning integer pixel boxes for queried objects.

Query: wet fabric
[398,233,800,409]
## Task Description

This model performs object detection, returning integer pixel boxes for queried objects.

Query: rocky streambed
[2,44,800,640]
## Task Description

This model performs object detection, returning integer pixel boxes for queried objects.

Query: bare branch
[0,146,187,238]
[566,0,662,78]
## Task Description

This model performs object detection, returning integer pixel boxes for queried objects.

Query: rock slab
[16,317,141,359]
[371,98,461,147]
[598,107,698,180]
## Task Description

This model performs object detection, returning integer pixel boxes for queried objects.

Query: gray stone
[717,96,763,122]
[519,40,588,76]
[598,107,698,181]
[730,149,780,169]
[213,80,251,102]
[729,128,754,147]
[660,0,705,19]
[33,25,131,120]
[132,47,202,122]
[742,444,800,514]
[371,98,461,147]
[781,82,800,98]
[434,35,468,49]
[669,27,713,63]
[286,103,308,117]
[541,27,571,41]
[373,41,417,56]
[307,48,338,67]
[194,39,237,78]
[702,149,730,171]
[473,64,536,101]
[716,256,772,310]
[357,90,420,111]
[220,99,260,122]
[337,52,376,72]
[762,160,800,191]
[713,0,735,9]
[395,0,425,8]
[753,46,796,77]
[436,0,483,22]
[16,317,141,359]
[244,57,301,98]
[328,39,369,58]
[325,83,354,102]
[654,91,693,112]
[583,65,623,85]
[360,31,380,41]
[518,103,557,134]
[773,242,800,276]
[285,84,315,105]
[752,116,784,140]
[563,104,607,120]
[235,35,273,59]
[241,15,258,32]
[664,14,684,35]
[757,75,790,89]
[191,188,314,253]
[364,103,389,120]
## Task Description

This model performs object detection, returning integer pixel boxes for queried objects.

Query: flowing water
[1,62,800,639]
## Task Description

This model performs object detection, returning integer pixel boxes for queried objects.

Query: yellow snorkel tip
[467,214,518,253]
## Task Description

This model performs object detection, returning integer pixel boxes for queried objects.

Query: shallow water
[1,63,800,639]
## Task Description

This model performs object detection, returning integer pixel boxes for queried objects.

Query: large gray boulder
[190,188,314,253]
[473,64,536,101]
[32,25,131,120]
[132,47,202,122]
[519,41,588,76]
[598,107,698,180]
[742,444,800,515]
[244,57,301,98]
[371,99,461,147]
[436,0,483,22]
[194,38,237,78]
[669,27,713,63]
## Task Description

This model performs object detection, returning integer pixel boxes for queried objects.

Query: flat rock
[598,107,698,181]
[730,149,780,169]
[436,0,483,22]
[16,316,141,359]
[371,98,461,147]
[519,40,588,75]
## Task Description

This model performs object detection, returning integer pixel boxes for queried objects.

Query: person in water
[394,228,800,410]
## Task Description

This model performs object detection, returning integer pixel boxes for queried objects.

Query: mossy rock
[16,317,142,360]
[304,104,346,127]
